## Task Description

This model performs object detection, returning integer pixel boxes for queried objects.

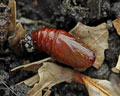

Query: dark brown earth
[0,0,120,96]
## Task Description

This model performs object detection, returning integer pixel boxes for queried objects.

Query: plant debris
[69,22,109,69]
[113,18,120,35]
[16,17,56,28]
[12,60,120,96]
[8,0,16,32]
[11,57,53,72]
[5,0,120,96]
[109,73,120,96]
[12,61,74,96]
[75,73,119,96]
[112,55,120,73]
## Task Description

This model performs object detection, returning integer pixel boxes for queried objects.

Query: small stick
[1,81,18,96]
[16,17,56,28]
[11,57,53,71]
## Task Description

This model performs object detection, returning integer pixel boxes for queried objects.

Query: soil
[0,0,120,96]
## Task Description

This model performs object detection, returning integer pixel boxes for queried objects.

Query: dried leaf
[13,61,119,96]
[8,0,16,32]
[113,18,120,35]
[25,74,39,86]
[109,73,120,96]
[17,74,39,87]
[27,62,74,96]
[76,73,119,96]
[8,22,27,55]
[112,67,120,73]
[115,55,120,70]
[92,79,119,96]
[11,57,53,72]
[69,22,109,69]
[112,55,120,73]
[10,22,26,46]
[43,89,51,96]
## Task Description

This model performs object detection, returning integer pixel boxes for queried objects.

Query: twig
[16,17,56,28]
[11,57,53,71]
[1,81,18,96]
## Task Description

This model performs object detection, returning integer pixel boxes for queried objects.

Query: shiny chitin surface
[32,28,95,69]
